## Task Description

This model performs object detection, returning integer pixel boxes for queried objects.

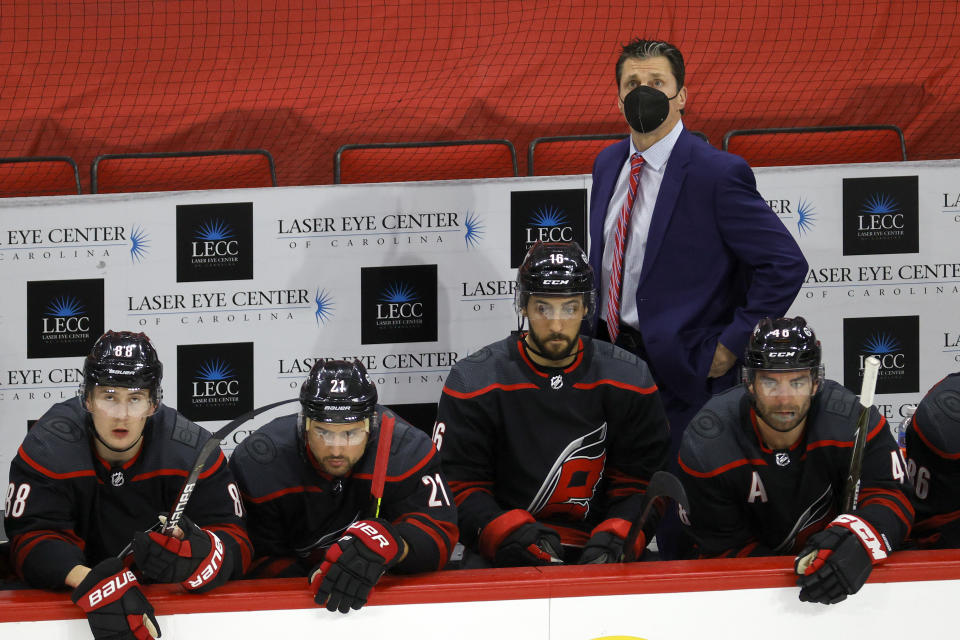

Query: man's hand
[794,515,888,604]
[71,557,160,640]
[133,516,232,593]
[708,342,737,378]
[310,519,403,614]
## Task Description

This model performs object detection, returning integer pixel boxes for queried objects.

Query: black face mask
[622,85,680,134]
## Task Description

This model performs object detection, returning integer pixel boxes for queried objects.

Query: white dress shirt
[600,120,684,331]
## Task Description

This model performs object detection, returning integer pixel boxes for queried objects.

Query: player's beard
[528,328,577,363]
[754,394,813,433]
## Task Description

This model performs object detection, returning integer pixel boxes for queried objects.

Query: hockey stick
[118,396,299,558]
[622,470,690,562]
[841,355,881,512]
[368,413,396,518]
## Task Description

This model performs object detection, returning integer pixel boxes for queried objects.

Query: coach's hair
[616,38,685,90]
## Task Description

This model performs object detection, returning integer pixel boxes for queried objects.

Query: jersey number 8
[5,482,31,518]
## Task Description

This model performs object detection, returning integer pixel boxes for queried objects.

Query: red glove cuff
[829,514,889,562]
[75,569,140,613]
[479,509,535,560]
[345,520,400,564]
[182,530,225,591]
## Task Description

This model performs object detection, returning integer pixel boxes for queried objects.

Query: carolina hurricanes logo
[527,423,607,520]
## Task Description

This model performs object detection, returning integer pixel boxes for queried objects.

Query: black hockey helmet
[82,330,163,402]
[299,359,377,425]
[742,317,824,389]
[514,241,596,317]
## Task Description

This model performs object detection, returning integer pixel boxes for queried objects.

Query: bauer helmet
[742,317,823,389]
[514,241,596,318]
[82,330,163,402]
[299,359,377,425]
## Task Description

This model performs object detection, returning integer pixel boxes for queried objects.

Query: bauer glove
[310,519,403,613]
[133,515,232,593]
[71,557,160,640]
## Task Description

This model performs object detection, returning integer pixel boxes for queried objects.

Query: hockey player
[902,371,960,548]
[4,330,251,639]
[437,241,670,567]
[229,359,458,614]
[677,317,913,604]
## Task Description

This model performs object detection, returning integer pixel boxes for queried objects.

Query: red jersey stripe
[573,379,658,394]
[242,485,325,504]
[442,382,539,399]
[911,414,960,460]
[17,446,96,480]
[679,455,768,478]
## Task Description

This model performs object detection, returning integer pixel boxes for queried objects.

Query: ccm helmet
[742,317,823,387]
[300,359,377,425]
[82,330,163,402]
[515,241,596,318]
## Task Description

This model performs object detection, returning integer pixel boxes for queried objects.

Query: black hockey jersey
[229,406,457,577]
[904,372,960,548]
[678,381,913,558]
[4,397,252,589]
[437,334,670,556]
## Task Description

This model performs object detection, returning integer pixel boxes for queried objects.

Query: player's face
[524,294,586,364]
[617,55,687,136]
[86,386,156,459]
[749,370,818,434]
[306,417,369,477]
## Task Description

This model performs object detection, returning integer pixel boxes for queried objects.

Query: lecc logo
[193,359,239,399]
[857,193,903,231]
[192,219,238,257]
[526,206,574,244]
[377,282,422,320]
[42,296,90,335]
[861,333,904,371]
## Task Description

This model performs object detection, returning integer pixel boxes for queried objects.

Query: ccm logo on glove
[347,521,392,548]
[831,514,888,561]
[83,569,138,609]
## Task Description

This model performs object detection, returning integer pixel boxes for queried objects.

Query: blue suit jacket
[588,129,808,409]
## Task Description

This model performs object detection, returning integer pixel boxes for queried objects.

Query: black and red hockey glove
[579,531,632,564]
[71,557,160,640]
[133,516,233,593]
[478,509,563,567]
[794,514,890,604]
[309,519,403,614]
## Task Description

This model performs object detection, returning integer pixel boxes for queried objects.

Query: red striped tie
[606,153,644,344]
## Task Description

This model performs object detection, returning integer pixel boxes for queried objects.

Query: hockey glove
[580,530,640,564]
[310,519,403,614]
[493,522,563,567]
[71,557,160,640]
[795,514,890,604]
[133,516,232,593]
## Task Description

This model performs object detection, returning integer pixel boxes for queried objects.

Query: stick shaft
[842,355,881,512]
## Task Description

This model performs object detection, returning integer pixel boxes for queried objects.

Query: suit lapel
[638,129,692,287]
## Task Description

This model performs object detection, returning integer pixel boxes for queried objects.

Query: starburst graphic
[46,296,85,317]
[314,288,335,326]
[195,219,234,241]
[379,282,417,303]
[861,193,899,215]
[464,211,485,249]
[862,333,901,355]
[129,225,150,263]
[196,359,235,381]
[530,205,567,227]
[797,198,817,235]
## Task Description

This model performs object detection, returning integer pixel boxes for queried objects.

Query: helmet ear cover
[81,330,163,404]
[514,240,597,321]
